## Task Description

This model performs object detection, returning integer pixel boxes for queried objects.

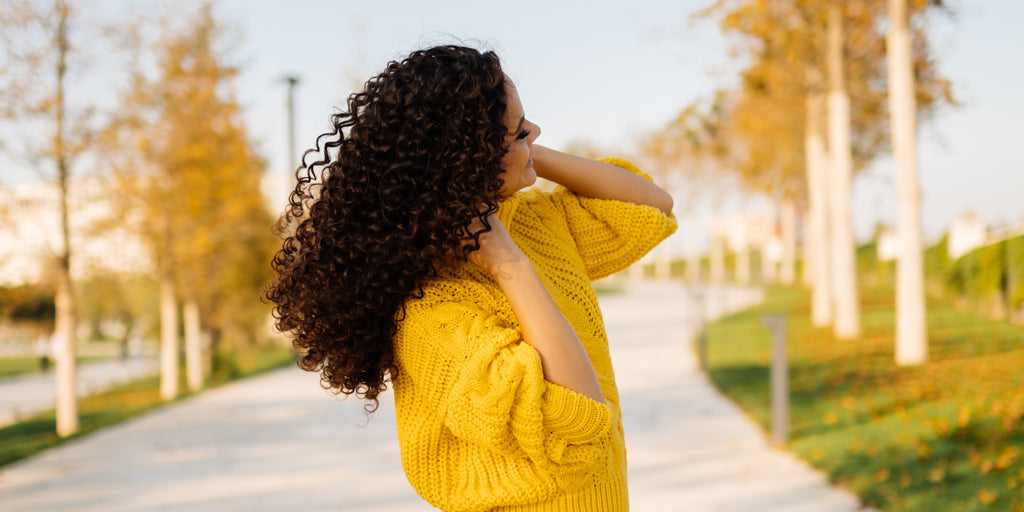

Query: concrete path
[606,283,871,512]
[0,357,160,428]
[0,282,872,511]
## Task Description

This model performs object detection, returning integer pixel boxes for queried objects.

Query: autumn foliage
[105,4,276,357]
[648,0,954,198]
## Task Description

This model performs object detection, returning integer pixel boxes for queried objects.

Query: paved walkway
[0,282,872,511]
[0,357,159,428]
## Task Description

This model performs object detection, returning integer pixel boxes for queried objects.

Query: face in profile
[498,79,541,197]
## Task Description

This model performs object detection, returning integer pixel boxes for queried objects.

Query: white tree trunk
[888,0,928,364]
[780,199,796,285]
[827,5,862,340]
[761,245,777,284]
[710,237,726,282]
[53,1,78,438]
[54,268,78,437]
[655,245,672,280]
[184,298,203,391]
[806,91,832,326]
[736,246,751,284]
[160,274,179,400]
[801,206,815,287]
[686,251,701,282]
[686,217,702,282]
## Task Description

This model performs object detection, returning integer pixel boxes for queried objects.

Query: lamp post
[283,75,300,171]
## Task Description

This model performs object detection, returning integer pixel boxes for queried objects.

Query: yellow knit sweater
[392,159,677,512]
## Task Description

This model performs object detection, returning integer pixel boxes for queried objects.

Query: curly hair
[264,45,510,412]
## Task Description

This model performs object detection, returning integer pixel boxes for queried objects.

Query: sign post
[762,314,788,446]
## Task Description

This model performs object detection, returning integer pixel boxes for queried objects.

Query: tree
[805,80,833,326]
[825,4,861,340]
[105,3,276,396]
[667,0,953,338]
[778,199,796,284]
[641,91,737,284]
[0,0,100,437]
[888,0,928,364]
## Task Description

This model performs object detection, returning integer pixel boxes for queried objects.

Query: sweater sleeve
[436,301,612,490]
[547,157,678,280]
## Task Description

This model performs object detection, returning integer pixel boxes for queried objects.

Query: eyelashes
[517,128,530,140]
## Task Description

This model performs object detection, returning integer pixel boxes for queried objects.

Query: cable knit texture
[392,158,677,511]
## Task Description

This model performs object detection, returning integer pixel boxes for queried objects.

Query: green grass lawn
[0,357,50,379]
[0,343,295,468]
[706,285,1024,512]
[0,356,110,379]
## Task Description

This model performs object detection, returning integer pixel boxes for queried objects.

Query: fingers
[463,214,527,277]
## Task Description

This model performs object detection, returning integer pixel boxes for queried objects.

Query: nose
[527,120,541,143]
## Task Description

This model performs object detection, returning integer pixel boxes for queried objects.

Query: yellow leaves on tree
[111,3,275,346]
[652,0,955,200]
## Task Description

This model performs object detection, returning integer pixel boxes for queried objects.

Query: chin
[524,169,537,188]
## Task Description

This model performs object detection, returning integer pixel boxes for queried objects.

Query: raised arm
[532,144,674,215]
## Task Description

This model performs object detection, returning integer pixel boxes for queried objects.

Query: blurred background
[0,1,1022,510]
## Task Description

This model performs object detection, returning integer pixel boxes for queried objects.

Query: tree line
[645,0,955,364]
[0,1,276,437]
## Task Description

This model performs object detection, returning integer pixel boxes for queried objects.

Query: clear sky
[851,1,1024,241]
[226,0,730,220]
[4,0,1022,250]
[220,0,1023,247]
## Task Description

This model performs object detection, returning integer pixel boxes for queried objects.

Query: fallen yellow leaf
[958,404,972,428]
[977,489,997,505]
[824,411,839,426]
[996,446,1020,470]
[810,448,825,462]
[841,395,857,410]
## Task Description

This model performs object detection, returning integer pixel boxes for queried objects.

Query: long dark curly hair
[264,45,510,411]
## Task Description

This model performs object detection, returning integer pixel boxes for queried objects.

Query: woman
[266,45,676,511]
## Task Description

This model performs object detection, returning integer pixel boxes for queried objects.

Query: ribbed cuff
[541,381,611,444]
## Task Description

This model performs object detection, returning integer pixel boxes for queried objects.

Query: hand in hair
[464,214,528,281]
